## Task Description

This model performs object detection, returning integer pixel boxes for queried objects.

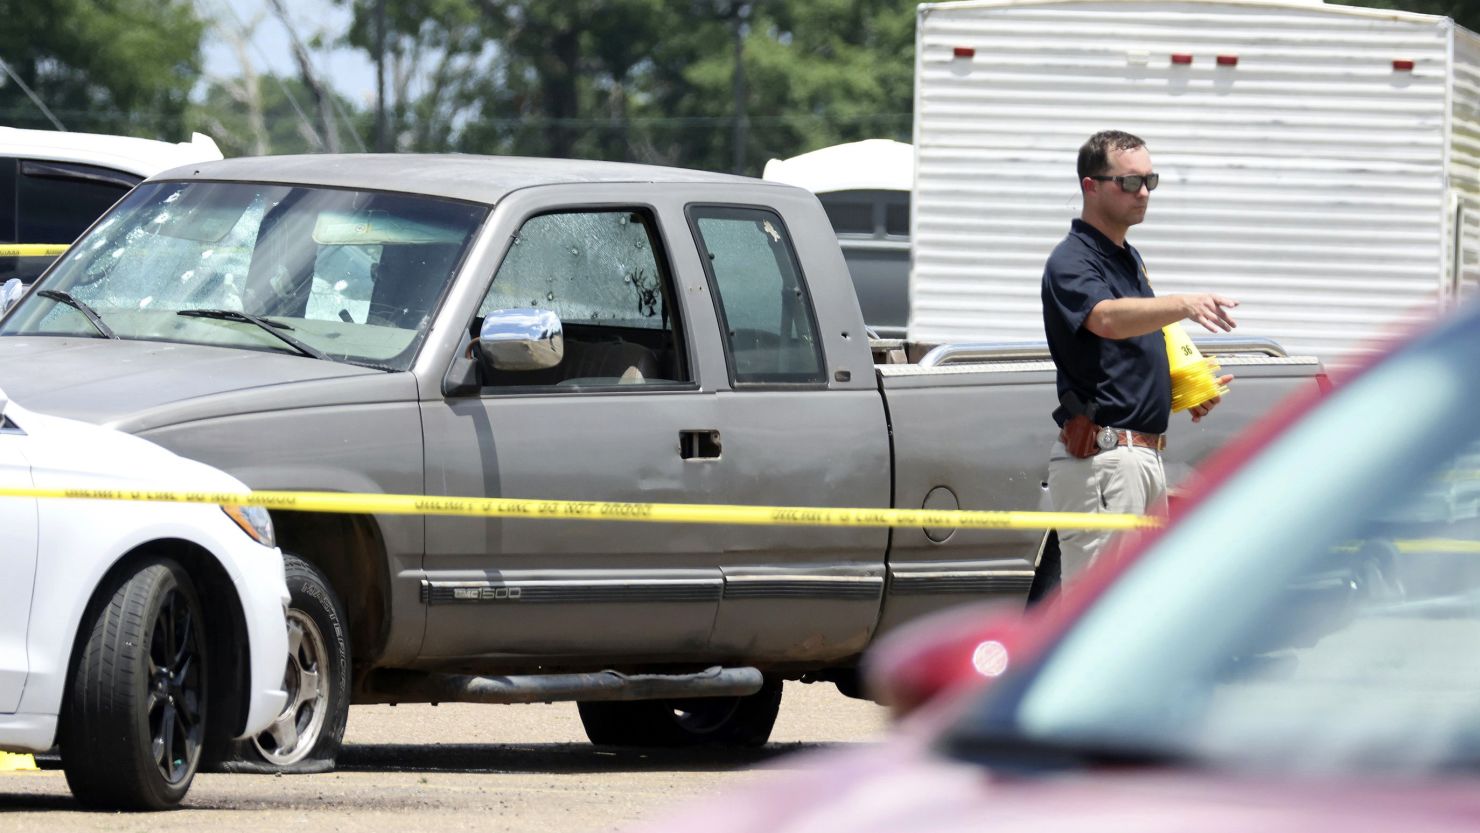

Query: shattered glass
[480,211,665,328]
[2,181,486,370]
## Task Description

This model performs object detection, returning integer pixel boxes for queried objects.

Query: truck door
[0,409,39,712]
[418,200,724,662]
[686,204,891,664]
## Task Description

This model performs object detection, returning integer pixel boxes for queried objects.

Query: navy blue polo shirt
[1042,219,1171,434]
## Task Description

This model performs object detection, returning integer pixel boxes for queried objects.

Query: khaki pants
[1047,441,1168,582]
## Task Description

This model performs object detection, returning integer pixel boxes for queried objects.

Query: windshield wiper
[37,290,117,339]
[176,308,332,361]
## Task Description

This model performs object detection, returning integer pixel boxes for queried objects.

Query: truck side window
[477,209,689,387]
[688,206,825,385]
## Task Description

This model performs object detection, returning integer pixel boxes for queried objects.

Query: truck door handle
[680,430,722,460]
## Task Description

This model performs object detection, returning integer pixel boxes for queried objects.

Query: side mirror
[477,308,564,371]
[864,604,1027,720]
[1,278,25,316]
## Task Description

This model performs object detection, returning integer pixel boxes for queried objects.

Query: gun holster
[1060,414,1102,459]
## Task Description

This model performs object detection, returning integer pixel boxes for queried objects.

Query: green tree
[451,0,915,172]
[190,74,366,156]
[0,0,203,137]
[636,0,915,173]
[336,0,918,172]
[1345,0,1480,33]
[337,0,490,151]
[446,0,676,159]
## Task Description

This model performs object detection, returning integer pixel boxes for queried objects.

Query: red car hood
[641,740,1480,833]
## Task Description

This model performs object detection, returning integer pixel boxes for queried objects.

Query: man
[1042,130,1238,580]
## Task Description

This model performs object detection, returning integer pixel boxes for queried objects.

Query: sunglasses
[1088,173,1159,193]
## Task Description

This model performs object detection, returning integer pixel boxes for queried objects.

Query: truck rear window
[688,205,825,386]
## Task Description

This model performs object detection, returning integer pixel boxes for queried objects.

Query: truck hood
[0,336,392,430]
[5,396,251,494]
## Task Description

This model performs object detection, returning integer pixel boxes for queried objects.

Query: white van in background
[0,127,223,304]
[764,139,913,338]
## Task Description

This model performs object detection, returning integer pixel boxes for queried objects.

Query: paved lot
[0,681,888,831]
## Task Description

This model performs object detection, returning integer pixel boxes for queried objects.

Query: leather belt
[1110,429,1166,451]
[1058,426,1167,452]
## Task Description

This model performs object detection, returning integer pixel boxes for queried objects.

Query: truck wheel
[577,676,783,748]
[214,554,350,773]
[60,558,207,810]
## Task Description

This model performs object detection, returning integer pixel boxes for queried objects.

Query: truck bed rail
[902,336,1291,368]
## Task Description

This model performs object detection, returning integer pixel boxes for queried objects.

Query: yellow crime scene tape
[0,244,69,258]
[1340,538,1480,555]
[0,486,1160,532]
[1397,539,1480,554]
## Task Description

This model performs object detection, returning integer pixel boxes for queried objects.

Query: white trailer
[910,0,1480,362]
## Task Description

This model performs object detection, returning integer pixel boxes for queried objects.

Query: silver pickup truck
[0,155,1323,771]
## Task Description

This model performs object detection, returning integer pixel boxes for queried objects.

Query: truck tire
[60,558,207,810]
[577,676,783,748]
[213,554,350,773]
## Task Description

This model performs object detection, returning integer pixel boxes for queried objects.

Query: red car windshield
[947,303,1480,774]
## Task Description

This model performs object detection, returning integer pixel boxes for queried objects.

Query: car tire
[212,554,350,773]
[577,676,783,748]
[60,558,207,810]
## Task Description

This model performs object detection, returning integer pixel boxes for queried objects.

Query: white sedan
[0,385,288,810]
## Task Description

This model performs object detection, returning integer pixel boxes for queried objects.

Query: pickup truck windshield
[0,181,487,371]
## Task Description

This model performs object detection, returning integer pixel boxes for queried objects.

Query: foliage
[1343,0,1480,34]
[335,0,916,174]
[0,0,203,136]
[338,0,488,151]
[189,74,367,157]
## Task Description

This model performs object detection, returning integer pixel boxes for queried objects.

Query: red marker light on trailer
[1171,53,1193,65]
[1216,54,1238,66]
[953,46,975,59]
[1393,59,1415,71]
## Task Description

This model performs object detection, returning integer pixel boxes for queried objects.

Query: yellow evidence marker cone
[0,751,39,772]
[1163,322,1229,413]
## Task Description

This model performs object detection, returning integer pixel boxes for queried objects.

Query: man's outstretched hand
[1181,294,1239,333]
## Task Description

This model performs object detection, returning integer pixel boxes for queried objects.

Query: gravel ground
[0,681,889,831]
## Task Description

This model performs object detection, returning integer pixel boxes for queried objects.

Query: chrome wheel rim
[147,586,205,785]
[253,610,330,765]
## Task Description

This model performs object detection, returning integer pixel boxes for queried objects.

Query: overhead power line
[202,0,324,149]
[201,0,371,153]
[0,55,67,131]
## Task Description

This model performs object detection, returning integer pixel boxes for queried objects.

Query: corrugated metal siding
[911,0,1454,361]
[1451,26,1480,303]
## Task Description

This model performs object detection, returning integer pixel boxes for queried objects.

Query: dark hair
[1077,130,1146,179]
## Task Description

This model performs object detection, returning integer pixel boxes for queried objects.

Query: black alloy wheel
[61,558,208,810]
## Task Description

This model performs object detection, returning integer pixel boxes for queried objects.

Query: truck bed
[873,340,1323,631]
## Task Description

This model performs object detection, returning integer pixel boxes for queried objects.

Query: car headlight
[222,505,276,548]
